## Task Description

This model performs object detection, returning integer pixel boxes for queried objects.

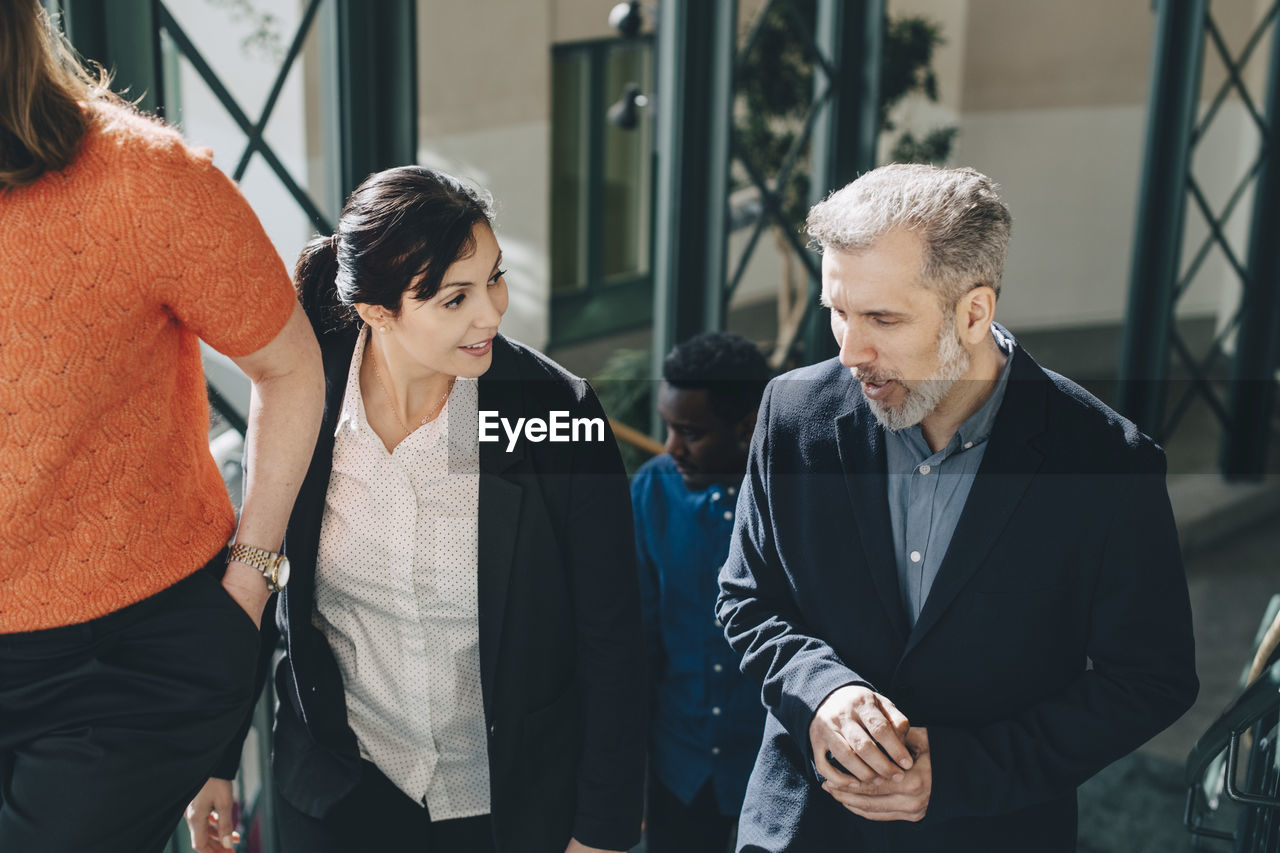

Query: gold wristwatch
[227,542,291,593]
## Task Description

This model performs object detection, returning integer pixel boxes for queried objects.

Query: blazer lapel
[902,348,1048,657]
[282,327,357,640]
[476,337,525,716]
[835,385,910,642]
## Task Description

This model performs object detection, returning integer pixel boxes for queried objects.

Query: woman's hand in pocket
[221,561,271,629]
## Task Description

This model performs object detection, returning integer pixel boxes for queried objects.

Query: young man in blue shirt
[632,332,772,853]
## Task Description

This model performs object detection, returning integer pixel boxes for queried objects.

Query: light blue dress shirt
[885,328,1016,627]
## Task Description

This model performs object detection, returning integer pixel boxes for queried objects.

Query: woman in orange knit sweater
[0,3,324,851]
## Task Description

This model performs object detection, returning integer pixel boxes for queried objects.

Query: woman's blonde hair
[0,0,121,189]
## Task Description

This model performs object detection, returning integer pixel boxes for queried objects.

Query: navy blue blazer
[258,327,646,853]
[717,343,1198,853]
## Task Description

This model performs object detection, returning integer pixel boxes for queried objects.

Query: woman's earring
[380,326,389,334]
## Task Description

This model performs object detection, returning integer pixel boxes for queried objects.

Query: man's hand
[564,839,624,853]
[222,560,271,629]
[185,778,240,851]
[810,684,913,784]
[821,726,932,822]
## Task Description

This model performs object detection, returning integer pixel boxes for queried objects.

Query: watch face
[276,555,291,589]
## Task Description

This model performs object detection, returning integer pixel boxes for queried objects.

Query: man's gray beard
[864,322,971,432]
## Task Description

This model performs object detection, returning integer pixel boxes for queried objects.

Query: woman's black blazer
[235,326,646,853]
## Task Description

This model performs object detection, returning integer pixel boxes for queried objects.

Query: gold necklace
[370,345,455,438]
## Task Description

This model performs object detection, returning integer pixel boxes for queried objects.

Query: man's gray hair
[805,164,1012,303]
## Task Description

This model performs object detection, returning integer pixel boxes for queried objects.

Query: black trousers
[646,777,738,853]
[0,561,261,853]
[273,758,497,853]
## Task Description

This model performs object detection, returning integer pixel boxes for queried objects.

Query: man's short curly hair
[806,163,1012,305]
[662,332,772,424]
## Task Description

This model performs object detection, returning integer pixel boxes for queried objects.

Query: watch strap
[228,542,285,592]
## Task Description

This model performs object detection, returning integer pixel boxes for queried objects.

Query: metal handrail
[1184,657,1280,843]
[1186,664,1280,787]
[1226,727,1280,809]
[608,417,664,456]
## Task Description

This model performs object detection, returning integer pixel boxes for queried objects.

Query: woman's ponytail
[294,232,349,335]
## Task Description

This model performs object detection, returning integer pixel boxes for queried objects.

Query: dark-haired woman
[187,166,646,853]
[0,2,324,852]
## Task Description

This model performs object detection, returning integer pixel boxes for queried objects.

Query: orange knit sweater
[0,103,297,632]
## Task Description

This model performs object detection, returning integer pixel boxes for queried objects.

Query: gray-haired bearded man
[717,164,1198,852]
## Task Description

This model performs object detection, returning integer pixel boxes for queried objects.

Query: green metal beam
[1117,0,1207,439]
[805,0,884,364]
[585,48,607,305]
[60,0,165,115]
[1221,5,1280,478]
[810,0,882,192]
[650,0,736,412]
[333,0,417,197]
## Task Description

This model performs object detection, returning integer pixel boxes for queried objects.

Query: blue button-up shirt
[885,328,1016,627]
[632,454,765,814]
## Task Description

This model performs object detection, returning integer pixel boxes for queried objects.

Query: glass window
[551,50,589,293]
[600,41,652,284]
[549,37,654,344]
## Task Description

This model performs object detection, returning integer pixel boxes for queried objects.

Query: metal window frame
[1119,0,1280,477]
[649,0,883,411]
[548,35,658,348]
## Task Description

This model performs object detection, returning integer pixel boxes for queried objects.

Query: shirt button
[712,491,721,501]
[918,464,931,475]
[713,663,723,673]
[723,510,733,521]
[910,550,922,563]
[963,441,974,450]
[727,486,736,495]
[712,746,721,755]
[488,723,496,736]
[711,707,722,716]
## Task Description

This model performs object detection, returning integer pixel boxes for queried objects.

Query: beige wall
[954,102,1249,330]
[961,0,1264,112]
[891,0,968,113]
[417,1,550,137]
[416,0,559,347]
[960,0,1154,112]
